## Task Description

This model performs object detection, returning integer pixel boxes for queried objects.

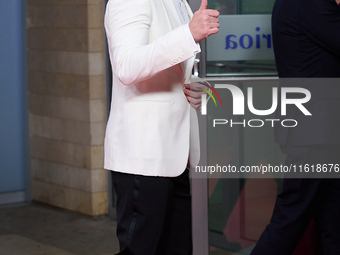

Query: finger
[209,17,219,23]
[208,27,219,36]
[183,88,190,96]
[184,87,204,98]
[191,82,209,89]
[205,9,219,17]
[209,23,220,29]
[190,87,206,93]
[190,91,205,99]
[189,98,202,108]
[186,82,209,91]
[185,86,202,94]
[199,0,208,11]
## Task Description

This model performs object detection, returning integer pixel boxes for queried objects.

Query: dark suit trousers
[111,169,192,255]
[251,144,340,255]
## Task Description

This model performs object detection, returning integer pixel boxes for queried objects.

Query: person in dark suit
[251,0,340,254]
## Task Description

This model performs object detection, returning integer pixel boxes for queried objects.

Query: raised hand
[189,0,220,43]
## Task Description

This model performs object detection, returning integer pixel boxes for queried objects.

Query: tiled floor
[0,203,119,255]
[0,203,253,255]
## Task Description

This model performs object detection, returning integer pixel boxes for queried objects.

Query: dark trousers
[111,169,192,255]
[251,144,340,255]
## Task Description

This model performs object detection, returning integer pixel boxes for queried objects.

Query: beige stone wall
[27,0,108,216]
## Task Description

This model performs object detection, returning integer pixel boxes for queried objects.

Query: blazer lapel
[160,0,182,29]
[184,0,194,19]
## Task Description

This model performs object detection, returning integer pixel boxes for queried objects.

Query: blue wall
[0,0,29,203]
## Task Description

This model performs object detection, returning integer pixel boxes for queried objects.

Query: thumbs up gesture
[189,0,219,43]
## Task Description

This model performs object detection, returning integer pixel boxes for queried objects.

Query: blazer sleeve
[300,0,340,57]
[104,0,198,85]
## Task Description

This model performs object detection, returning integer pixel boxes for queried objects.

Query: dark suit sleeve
[300,0,340,57]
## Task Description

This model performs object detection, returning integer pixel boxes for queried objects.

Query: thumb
[199,0,208,10]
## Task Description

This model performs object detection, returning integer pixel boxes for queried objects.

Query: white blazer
[104,0,200,177]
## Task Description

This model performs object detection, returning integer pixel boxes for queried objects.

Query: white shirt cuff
[183,24,201,54]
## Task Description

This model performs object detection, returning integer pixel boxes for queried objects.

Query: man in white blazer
[104,0,219,254]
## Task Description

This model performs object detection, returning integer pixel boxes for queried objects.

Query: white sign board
[207,15,274,61]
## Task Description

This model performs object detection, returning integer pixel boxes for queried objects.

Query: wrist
[188,22,198,43]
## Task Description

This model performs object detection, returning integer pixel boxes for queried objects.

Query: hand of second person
[183,82,209,109]
[189,0,219,43]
